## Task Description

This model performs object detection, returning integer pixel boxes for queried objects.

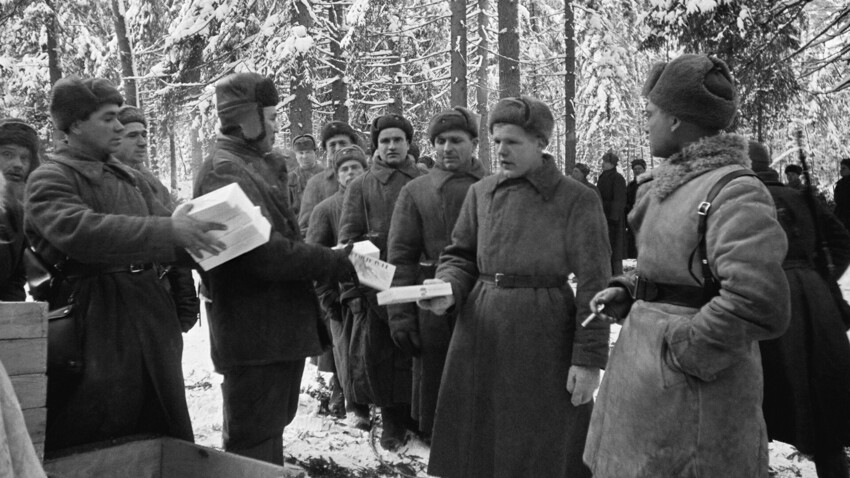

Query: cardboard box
[184,184,272,271]
[377,282,453,305]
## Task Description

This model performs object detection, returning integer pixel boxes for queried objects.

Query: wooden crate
[43,437,305,478]
[0,301,48,458]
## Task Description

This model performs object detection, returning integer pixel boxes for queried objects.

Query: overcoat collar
[640,133,750,200]
[430,159,487,190]
[214,134,264,164]
[370,157,420,185]
[490,153,560,201]
[49,143,138,185]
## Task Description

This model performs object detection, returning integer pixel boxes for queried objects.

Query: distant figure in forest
[584,54,790,478]
[596,150,626,275]
[750,140,850,478]
[287,134,324,218]
[0,119,40,301]
[387,106,486,441]
[625,158,647,259]
[833,158,850,231]
[785,164,804,190]
[418,96,610,478]
[298,121,361,236]
[571,163,601,199]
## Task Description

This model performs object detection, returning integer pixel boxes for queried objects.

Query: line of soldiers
[2,51,849,478]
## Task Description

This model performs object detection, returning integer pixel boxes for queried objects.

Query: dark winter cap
[216,72,279,142]
[370,114,413,150]
[842,158,850,169]
[320,121,359,149]
[488,96,555,144]
[0,119,40,172]
[50,76,124,133]
[428,107,479,144]
[292,134,317,152]
[642,54,737,131]
[748,140,778,182]
[573,163,590,177]
[418,155,434,169]
[784,164,802,175]
[631,159,647,169]
[602,150,619,166]
[117,105,147,127]
[408,142,420,161]
[333,144,368,172]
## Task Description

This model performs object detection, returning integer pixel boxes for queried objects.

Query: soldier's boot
[346,402,371,431]
[328,375,345,419]
[380,405,407,451]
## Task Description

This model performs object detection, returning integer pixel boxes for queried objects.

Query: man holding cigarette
[418,96,610,478]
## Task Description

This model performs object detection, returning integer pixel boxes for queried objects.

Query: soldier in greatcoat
[596,150,627,275]
[418,96,611,478]
[194,72,356,465]
[26,77,224,454]
[306,145,370,428]
[338,113,424,450]
[386,106,486,440]
[287,134,324,217]
[584,54,790,478]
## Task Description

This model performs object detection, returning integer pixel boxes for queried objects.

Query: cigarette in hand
[581,304,605,328]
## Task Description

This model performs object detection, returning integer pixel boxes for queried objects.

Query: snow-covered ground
[181,266,850,477]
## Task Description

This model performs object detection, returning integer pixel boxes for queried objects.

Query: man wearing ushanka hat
[287,133,324,218]
[584,54,790,478]
[419,96,610,478]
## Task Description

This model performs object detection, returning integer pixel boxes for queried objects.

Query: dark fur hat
[784,164,802,175]
[216,72,279,142]
[631,158,647,169]
[748,140,778,182]
[0,119,40,172]
[333,144,368,172]
[50,76,124,133]
[370,114,413,150]
[292,134,317,152]
[642,54,737,131]
[428,106,478,144]
[117,105,147,127]
[488,96,554,144]
[602,150,619,166]
[573,163,590,177]
[320,121,359,149]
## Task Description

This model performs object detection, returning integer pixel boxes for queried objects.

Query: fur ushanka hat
[0,119,40,172]
[642,54,737,131]
[320,121,359,149]
[428,107,479,144]
[50,77,124,133]
[117,105,147,127]
[216,72,279,142]
[749,140,779,183]
[488,96,554,144]
[292,134,317,152]
[333,144,368,172]
[369,114,413,151]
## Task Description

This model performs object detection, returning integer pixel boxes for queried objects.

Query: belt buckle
[129,264,145,273]
[494,273,504,287]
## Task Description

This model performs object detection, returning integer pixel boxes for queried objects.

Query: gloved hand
[329,243,357,284]
[390,324,422,357]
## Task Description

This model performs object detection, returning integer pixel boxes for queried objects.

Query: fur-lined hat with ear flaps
[216,72,279,142]
[50,76,124,133]
[642,54,737,131]
[488,96,554,144]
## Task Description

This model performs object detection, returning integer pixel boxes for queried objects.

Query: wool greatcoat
[338,157,423,406]
[428,155,611,478]
[584,134,790,478]
[25,144,194,452]
[288,163,325,218]
[596,168,626,274]
[386,159,486,435]
[299,168,339,236]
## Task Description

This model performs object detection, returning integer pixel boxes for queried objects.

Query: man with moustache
[418,96,611,478]
[0,119,40,301]
[25,76,226,453]
[338,113,423,450]
[387,106,486,441]
[298,121,361,236]
[306,144,371,428]
[114,105,199,333]
[287,134,324,217]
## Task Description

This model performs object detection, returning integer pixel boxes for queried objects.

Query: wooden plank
[9,374,46,409]
[161,438,300,477]
[0,302,47,340]
[0,338,47,375]
[22,407,46,445]
[43,438,162,478]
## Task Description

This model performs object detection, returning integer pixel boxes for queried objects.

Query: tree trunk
[497,0,519,97]
[44,0,63,145]
[387,36,403,115]
[290,0,314,136]
[169,130,177,192]
[563,0,576,171]
[328,2,348,122]
[450,0,468,107]
[476,0,491,171]
[111,0,138,107]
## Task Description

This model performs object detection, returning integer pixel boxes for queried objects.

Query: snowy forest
[0,0,848,195]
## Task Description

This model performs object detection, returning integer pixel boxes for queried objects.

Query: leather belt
[479,273,567,289]
[633,276,711,308]
[64,263,155,278]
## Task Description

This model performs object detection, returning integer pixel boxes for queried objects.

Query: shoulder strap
[695,169,756,300]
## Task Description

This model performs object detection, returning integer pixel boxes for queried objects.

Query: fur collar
[639,133,750,200]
